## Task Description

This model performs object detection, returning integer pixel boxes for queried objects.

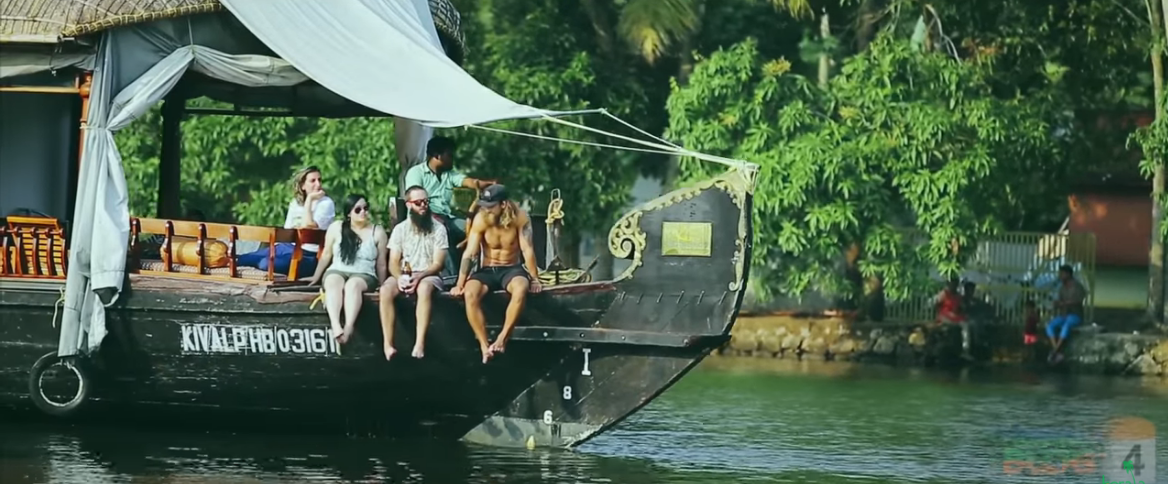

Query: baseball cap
[478,184,508,208]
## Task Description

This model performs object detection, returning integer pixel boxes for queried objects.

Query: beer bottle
[400,261,413,292]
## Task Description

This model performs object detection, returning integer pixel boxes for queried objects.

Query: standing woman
[308,194,388,344]
[237,166,336,276]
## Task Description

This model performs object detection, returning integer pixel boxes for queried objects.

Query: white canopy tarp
[59,1,592,356]
[219,0,597,128]
[60,35,310,356]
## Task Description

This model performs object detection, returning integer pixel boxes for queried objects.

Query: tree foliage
[119,0,658,242]
[117,99,400,226]
[109,0,1159,306]
[666,35,1070,301]
[447,0,657,237]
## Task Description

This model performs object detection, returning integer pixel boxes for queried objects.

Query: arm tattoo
[459,256,472,277]
[521,221,532,241]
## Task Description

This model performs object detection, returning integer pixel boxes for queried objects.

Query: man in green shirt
[403,136,495,276]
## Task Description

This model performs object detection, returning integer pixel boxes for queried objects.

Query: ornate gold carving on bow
[606,165,758,284]
[608,212,646,282]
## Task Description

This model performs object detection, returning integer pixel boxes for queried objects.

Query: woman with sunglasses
[308,194,388,344]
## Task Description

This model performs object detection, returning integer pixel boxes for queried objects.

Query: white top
[283,196,336,253]
[329,225,379,277]
[388,219,448,273]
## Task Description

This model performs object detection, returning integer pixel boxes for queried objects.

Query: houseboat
[0,0,758,448]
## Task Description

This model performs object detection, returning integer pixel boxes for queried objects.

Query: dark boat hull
[0,167,757,448]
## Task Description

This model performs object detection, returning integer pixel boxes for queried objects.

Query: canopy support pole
[157,96,184,219]
[67,72,92,218]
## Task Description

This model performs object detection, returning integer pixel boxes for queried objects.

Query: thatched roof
[1,0,467,63]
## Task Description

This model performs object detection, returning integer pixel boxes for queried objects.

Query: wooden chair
[0,225,9,276]
[289,228,327,280]
[3,216,68,279]
[129,217,325,283]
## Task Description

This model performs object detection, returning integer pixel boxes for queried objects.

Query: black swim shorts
[469,264,529,292]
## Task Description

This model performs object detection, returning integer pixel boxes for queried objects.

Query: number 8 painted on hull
[562,386,572,400]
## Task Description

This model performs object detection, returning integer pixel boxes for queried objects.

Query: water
[3,358,1166,483]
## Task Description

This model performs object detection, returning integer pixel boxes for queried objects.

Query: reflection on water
[2,358,1166,483]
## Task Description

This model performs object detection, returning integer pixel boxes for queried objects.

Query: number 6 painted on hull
[542,410,553,424]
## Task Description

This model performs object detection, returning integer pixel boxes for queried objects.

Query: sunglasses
[407,199,429,207]
[352,206,368,214]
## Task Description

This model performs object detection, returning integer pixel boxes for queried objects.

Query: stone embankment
[722,313,1168,377]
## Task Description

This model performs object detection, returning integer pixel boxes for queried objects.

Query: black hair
[1058,264,1073,275]
[339,193,366,265]
[426,136,456,160]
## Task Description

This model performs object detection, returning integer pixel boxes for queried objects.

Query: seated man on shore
[379,186,449,360]
[450,185,542,363]
[403,136,496,277]
[1046,264,1086,364]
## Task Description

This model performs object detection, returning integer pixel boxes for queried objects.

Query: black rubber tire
[28,351,91,418]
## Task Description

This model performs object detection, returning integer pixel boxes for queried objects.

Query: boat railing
[0,216,69,279]
[129,217,325,284]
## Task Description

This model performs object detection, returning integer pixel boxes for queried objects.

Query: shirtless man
[450,184,542,363]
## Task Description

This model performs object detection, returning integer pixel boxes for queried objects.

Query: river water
[2,358,1166,483]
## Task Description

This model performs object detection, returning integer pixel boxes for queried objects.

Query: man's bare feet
[384,344,397,360]
[480,346,495,364]
[488,339,507,355]
[411,344,425,359]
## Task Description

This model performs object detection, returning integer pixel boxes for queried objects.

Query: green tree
[611,0,824,187]
[449,0,666,263]
[117,98,402,227]
[666,35,1070,302]
[118,0,661,272]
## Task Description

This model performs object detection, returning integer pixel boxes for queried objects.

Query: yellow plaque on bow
[661,222,712,257]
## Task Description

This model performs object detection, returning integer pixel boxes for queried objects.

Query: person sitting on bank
[308,194,387,345]
[238,166,335,276]
[930,277,975,360]
[1046,264,1086,364]
[450,185,542,363]
[403,136,496,276]
[379,186,448,360]
[1023,299,1040,361]
[932,278,965,326]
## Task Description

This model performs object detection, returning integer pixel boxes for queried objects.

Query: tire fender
[28,351,91,417]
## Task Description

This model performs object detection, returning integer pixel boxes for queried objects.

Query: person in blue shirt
[402,136,495,276]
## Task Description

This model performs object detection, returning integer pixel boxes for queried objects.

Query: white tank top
[330,225,378,277]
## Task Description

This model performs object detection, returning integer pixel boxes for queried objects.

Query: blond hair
[290,165,321,205]
[498,200,518,228]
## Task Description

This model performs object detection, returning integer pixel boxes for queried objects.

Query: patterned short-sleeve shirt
[388,219,449,272]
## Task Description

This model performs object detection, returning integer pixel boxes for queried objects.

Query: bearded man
[379,185,448,360]
[450,184,542,363]
[402,136,496,277]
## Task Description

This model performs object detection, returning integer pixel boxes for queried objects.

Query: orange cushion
[172,239,230,268]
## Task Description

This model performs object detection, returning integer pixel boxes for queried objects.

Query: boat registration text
[180,323,339,356]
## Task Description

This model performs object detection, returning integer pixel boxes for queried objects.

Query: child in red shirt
[1023,300,1040,346]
